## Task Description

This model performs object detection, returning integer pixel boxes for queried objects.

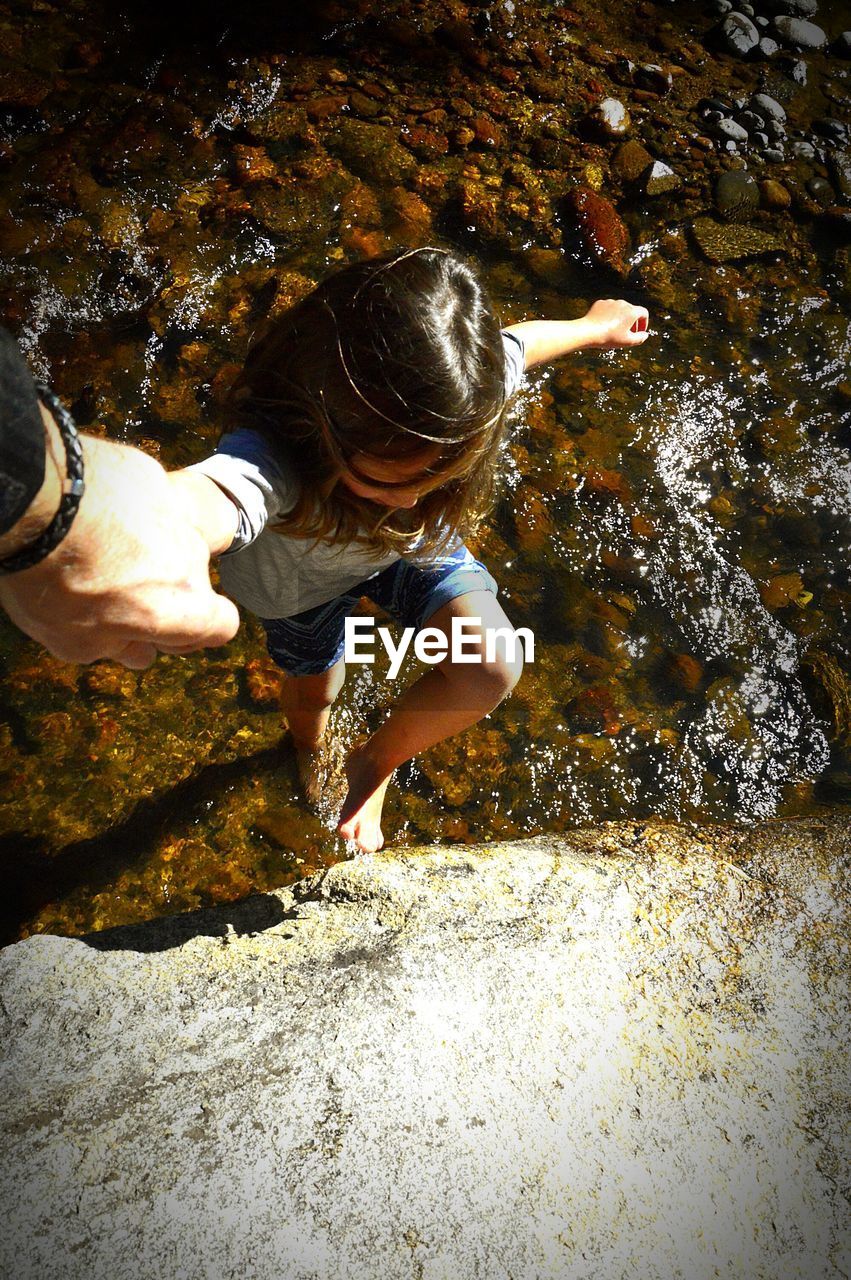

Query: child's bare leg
[337,592,523,853]
[280,657,346,748]
[281,658,346,805]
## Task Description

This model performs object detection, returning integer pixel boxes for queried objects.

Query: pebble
[713,117,750,144]
[635,64,673,96]
[762,0,817,14]
[764,146,785,162]
[835,33,851,58]
[791,138,816,159]
[752,93,786,123]
[773,17,828,49]
[791,59,808,85]
[828,151,851,201]
[814,118,849,144]
[807,176,835,206]
[757,37,780,57]
[719,13,760,57]
[586,97,631,139]
[709,0,733,12]
[643,160,682,195]
[715,169,760,220]
[611,138,653,181]
[760,178,792,209]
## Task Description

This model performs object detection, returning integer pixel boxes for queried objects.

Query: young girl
[172,247,649,853]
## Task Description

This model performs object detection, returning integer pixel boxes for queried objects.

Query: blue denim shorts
[259,544,498,676]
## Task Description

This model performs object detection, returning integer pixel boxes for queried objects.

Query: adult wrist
[0,328,47,533]
[0,386,85,575]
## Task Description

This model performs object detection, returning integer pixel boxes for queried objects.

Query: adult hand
[584,299,650,348]
[0,409,240,668]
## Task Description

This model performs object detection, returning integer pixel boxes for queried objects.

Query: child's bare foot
[293,737,347,812]
[296,746,324,809]
[337,743,391,853]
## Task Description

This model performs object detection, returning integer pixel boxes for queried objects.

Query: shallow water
[0,0,849,940]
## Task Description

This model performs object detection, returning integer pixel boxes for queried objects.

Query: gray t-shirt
[189,329,526,619]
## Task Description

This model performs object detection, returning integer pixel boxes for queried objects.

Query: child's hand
[584,299,650,349]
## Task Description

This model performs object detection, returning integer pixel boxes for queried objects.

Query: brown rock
[563,187,630,274]
[759,572,805,610]
[611,140,653,183]
[80,664,139,700]
[583,466,632,504]
[667,653,704,694]
[759,179,792,211]
[245,657,284,708]
[471,116,505,149]
[233,145,279,185]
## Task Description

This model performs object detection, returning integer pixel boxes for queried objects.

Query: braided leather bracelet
[0,384,85,575]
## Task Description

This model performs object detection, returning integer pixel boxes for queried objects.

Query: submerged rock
[760,178,792,209]
[585,97,631,140]
[327,120,417,185]
[642,160,682,196]
[691,216,785,261]
[773,16,828,48]
[717,13,760,57]
[611,139,653,182]
[828,152,851,202]
[715,169,760,220]
[562,187,630,274]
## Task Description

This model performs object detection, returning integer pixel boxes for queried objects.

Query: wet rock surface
[1,818,848,1280]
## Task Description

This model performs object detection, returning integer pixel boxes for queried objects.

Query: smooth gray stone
[764,146,785,161]
[0,820,848,1280]
[714,117,750,143]
[752,92,786,122]
[719,12,760,56]
[773,16,828,48]
[791,138,816,158]
[791,59,808,84]
[761,0,818,14]
[737,109,767,132]
[835,32,851,57]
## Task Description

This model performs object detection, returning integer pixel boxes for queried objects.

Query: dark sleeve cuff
[0,328,46,535]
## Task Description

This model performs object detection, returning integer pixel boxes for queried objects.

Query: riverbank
[2,815,848,1279]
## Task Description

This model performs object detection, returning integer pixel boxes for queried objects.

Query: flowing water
[0,0,848,940]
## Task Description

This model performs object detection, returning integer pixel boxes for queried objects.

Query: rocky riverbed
[1,816,848,1280]
[0,1,849,934]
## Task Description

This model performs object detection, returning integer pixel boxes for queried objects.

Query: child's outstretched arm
[505,300,650,370]
[168,469,240,557]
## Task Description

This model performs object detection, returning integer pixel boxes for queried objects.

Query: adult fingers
[110,640,160,669]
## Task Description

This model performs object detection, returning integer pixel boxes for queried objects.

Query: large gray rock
[718,12,760,56]
[773,15,828,47]
[1,818,849,1280]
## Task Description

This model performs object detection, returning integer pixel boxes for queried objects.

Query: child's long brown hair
[228,247,510,560]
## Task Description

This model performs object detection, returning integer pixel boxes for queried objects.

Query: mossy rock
[327,119,417,186]
[690,217,785,263]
